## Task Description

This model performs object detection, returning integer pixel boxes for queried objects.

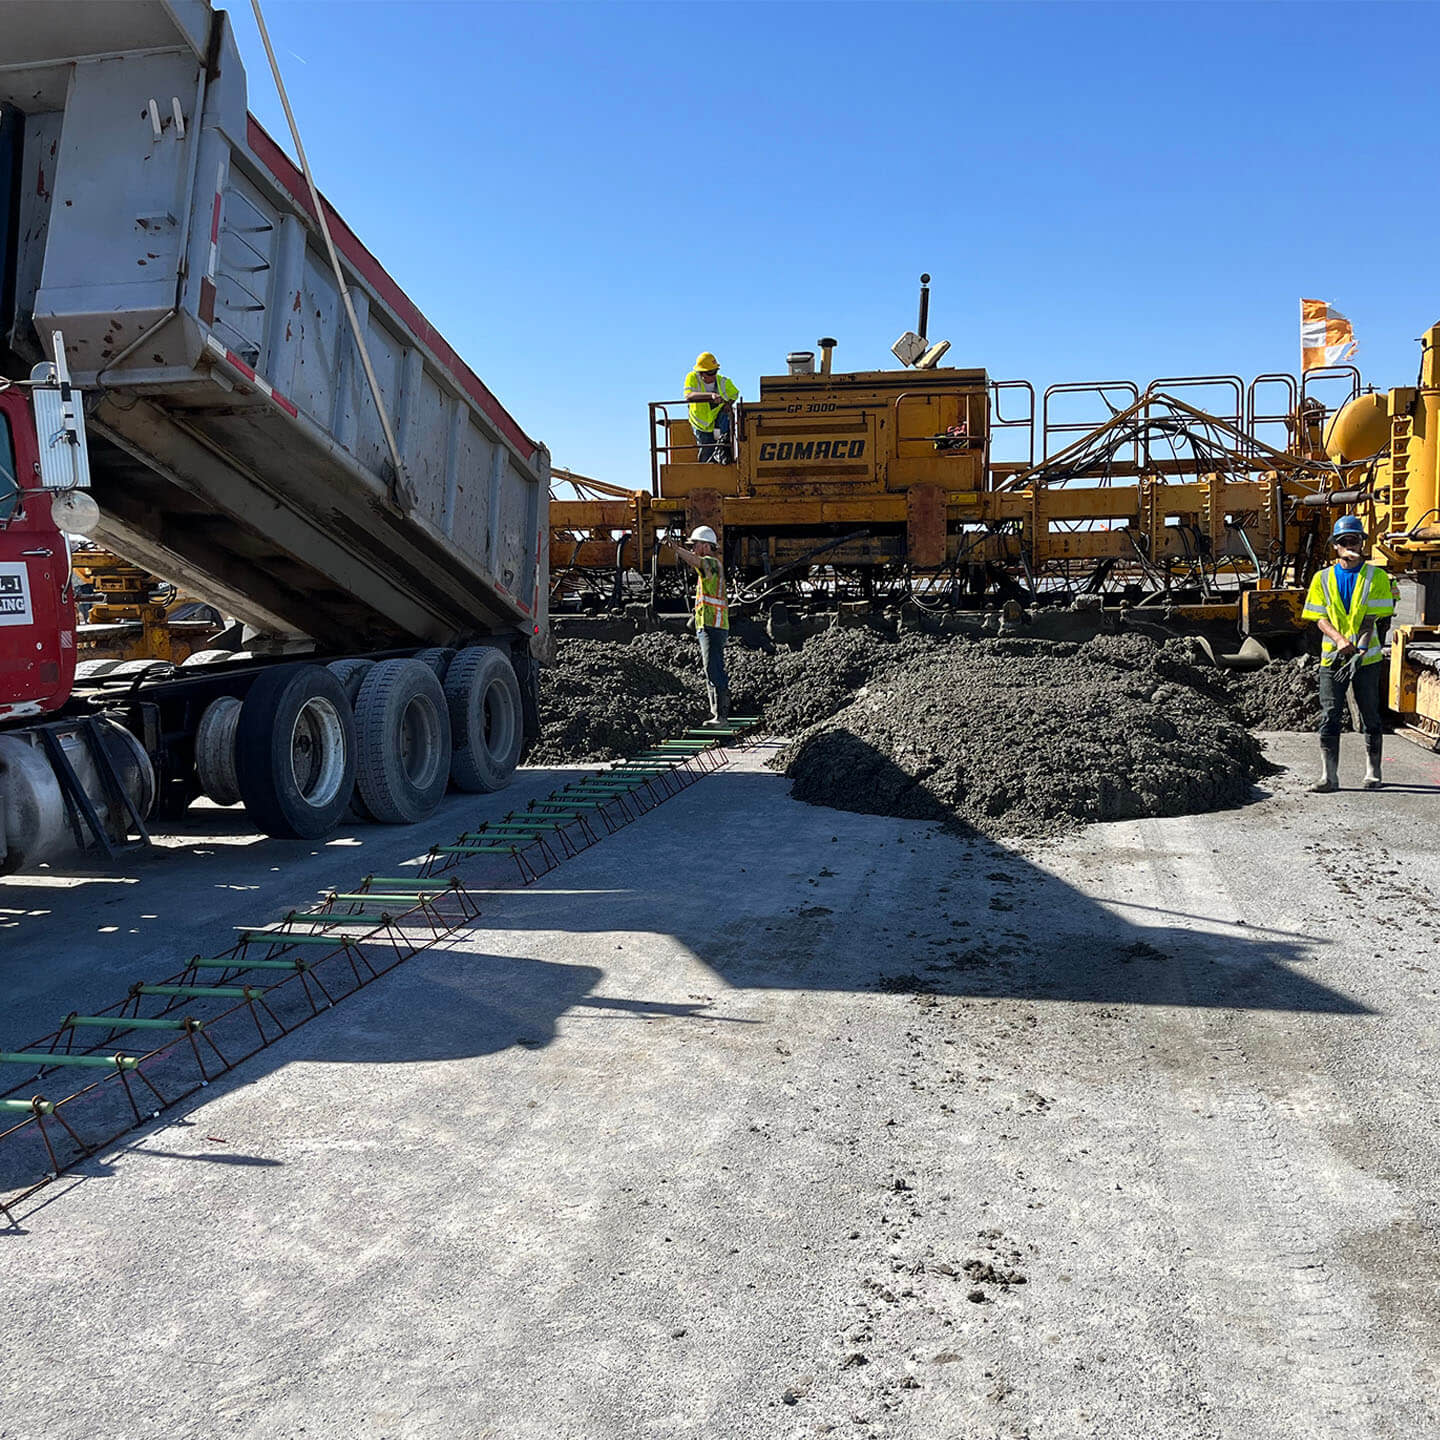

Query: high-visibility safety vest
[695,555,729,631]
[684,371,739,433]
[1301,562,1396,667]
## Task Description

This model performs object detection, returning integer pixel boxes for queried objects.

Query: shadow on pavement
[486,762,1368,1018]
[0,744,1369,1218]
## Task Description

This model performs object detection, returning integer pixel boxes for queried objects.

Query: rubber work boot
[1363,734,1384,790]
[1309,738,1340,793]
[702,684,731,728]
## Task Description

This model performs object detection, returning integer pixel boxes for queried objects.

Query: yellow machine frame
[550,361,1353,632]
[71,548,223,663]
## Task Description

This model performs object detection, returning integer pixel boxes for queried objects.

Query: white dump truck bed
[0,0,547,651]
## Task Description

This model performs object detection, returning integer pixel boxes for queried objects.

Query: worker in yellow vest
[684,352,740,463]
[674,524,729,725]
[1300,514,1396,792]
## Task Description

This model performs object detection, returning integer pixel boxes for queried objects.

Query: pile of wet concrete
[532,627,935,765]
[536,625,1323,834]
[776,633,1276,837]
[1219,654,1326,732]
[527,637,709,764]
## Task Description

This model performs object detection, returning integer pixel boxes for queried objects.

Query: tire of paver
[327,657,375,707]
[412,647,456,681]
[234,664,357,839]
[194,695,243,807]
[180,648,237,667]
[353,658,453,823]
[444,644,524,793]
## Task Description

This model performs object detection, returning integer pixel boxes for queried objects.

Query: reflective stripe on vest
[695,559,729,630]
[1312,563,1387,667]
[686,371,738,433]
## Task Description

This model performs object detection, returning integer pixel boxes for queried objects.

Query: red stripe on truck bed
[247,117,540,462]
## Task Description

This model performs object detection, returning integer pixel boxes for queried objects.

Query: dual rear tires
[445,645,523,793]
[199,646,524,839]
[353,658,452,824]
[234,666,356,840]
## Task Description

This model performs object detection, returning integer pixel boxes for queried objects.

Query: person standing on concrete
[684,352,740,463]
[1301,514,1396,792]
[674,525,729,725]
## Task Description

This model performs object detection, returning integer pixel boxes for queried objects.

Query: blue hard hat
[1331,514,1365,540]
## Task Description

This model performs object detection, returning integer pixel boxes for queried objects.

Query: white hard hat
[688,526,718,545]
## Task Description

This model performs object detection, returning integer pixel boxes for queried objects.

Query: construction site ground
[3,733,1439,1439]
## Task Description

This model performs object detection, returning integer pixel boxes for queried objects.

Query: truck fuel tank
[0,718,154,874]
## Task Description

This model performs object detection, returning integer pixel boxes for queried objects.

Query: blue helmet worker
[1299,515,1396,792]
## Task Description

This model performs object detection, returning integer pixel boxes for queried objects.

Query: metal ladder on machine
[33,718,152,860]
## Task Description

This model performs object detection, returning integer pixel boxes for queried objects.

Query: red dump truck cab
[0,387,75,721]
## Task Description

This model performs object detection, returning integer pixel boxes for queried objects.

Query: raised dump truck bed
[0,0,548,650]
[0,0,549,871]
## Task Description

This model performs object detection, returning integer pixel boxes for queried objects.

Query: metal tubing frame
[990,380,1036,469]
[1042,381,1142,464]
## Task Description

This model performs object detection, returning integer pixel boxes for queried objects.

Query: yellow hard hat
[694,352,719,372]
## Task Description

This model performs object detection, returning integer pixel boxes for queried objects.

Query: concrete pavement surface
[2,732,1439,1439]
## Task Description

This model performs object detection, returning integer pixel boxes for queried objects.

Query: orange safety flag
[1301,299,1358,371]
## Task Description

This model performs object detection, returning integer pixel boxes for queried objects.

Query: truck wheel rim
[290,697,347,807]
[483,680,517,759]
[400,695,442,788]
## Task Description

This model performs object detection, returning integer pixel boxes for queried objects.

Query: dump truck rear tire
[181,649,237,667]
[327,660,377,819]
[412,647,456,681]
[353,658,452,823]
[445,645,523,792]
[235,665,356,839]
[327,657,374,707]
[195,696,242,806]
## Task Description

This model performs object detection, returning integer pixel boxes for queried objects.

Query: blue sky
[228,0,1439,480]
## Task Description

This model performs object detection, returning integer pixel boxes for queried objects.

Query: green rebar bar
[189,957,314,971]
[458,828,555,840]
[0,1051,138,1069]
[433,844,522,855]
[133,984,266,999]
[359,878,456,888]
[235,933,373,946]
[466,820,558,831]
[1,1097,55,1114]
[63,1016,201,1031]
[326,893,450,904]
[245,912,398,930]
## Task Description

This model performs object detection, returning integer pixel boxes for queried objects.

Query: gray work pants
[1318,660,1383,739]
[697,625,728,692]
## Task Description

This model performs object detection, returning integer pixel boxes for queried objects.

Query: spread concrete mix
[534,629,1327,834]
[3,729,1440,1439]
